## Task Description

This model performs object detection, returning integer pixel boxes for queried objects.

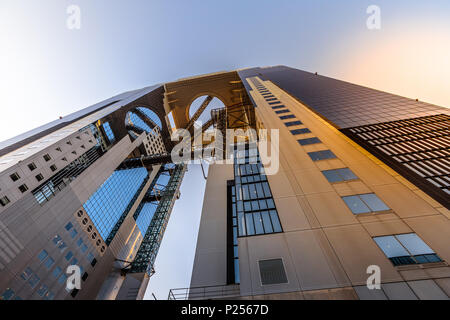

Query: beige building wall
[190,77,450,300]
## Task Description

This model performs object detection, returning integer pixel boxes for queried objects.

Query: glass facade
[374,233,442,266]
[232,145,282,237]
[83,167,149,241]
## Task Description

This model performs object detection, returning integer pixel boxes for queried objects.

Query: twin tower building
[0,66,449,300]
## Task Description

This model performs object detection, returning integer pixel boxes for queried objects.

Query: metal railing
[168,284,240,300]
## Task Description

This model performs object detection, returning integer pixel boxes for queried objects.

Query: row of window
[1,135,95,207]
[252,81,444,267]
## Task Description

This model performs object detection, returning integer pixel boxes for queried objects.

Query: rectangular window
[342,193,390,214]
[20,267,33,280]
[275,109,289,114]
[18,184,28,193]
[374,233,442,266]
[28,163,37,171]
[284,121,302,127]
[52,267,62,278]
[322,168,358,183]
[37,284,48,297]
[70,228,78,239]
[50,165,57,172]
[10,172,20,182]
[298,137,321,146]
[308,150,337,161]
[65,251,73,261]
[291,128,311,135]
[0,288,15,300]
[265,98,277,102]
[43,154,51,162]
[28,275,40,288]
[44,257,55,269]
[35,174,44,182]
[272,105,285,110]
[268,101,281,105]
[38,250,48,261]
[65,222,73,231]
[0,196,10,207]
[279,115,296,120]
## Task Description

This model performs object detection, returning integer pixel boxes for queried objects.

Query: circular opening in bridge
[125,107,163,138]
[188,95,225,126]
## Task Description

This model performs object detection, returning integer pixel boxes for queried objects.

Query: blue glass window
[291,128,311,135]
[284,121,302,127]
[279,114,296,120]
[308,150,336,161]
[342,193,390,214]
[102,122,116,143]
[374,233,442,266]
[83,167,149,241]
[38,250,48,261]
[322,168,358,183]
[275,109,289,114]
[298,137,321,146]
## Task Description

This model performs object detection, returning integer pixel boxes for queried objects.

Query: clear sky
[0,0,449,299]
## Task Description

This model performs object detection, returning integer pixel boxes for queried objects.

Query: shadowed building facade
[0,66,449,300]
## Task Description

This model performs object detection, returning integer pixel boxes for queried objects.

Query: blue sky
[0,0,449,299]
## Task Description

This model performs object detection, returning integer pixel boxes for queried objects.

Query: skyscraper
[0,66,449,300]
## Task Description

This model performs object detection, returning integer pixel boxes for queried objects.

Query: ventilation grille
[258,259,288,285]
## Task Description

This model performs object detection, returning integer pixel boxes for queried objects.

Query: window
[44,291,55,300]
[65,222,73,231]
[308,150,337,161]
[77,238,83,247]
[56,147,62,152]
[265,98,277,102]
[70,258,78,266]
[291,128,311,135]
[37,284,48,297]
[44,257,55,269]
[374,233,442,266]
[58,274,67,285]
[275,109,289,114]
[38,250,48,261]
[70,228,78,239]
[342,193,390,214]
[87,253,95,263]
[50,165,57,172]
[43,154,51,162]
[20,267,33,280]
[65,251,73,261]
[269,101,281,105]
[28,274,40,288]
[52,267,62,278]
[1,288,15,300]
[322,168,358,183]
[259,259,288,285]
[284,121,302,127]
[35,173,44,182]
[272,105,285,110]
[28,163,37,171]
[279,115,295,120]
[298,137,321,146]
[0,196,10,207]
[18,184,28,193]
[10,172,20,182]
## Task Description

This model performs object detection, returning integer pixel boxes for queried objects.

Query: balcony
[168,284,240,300]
